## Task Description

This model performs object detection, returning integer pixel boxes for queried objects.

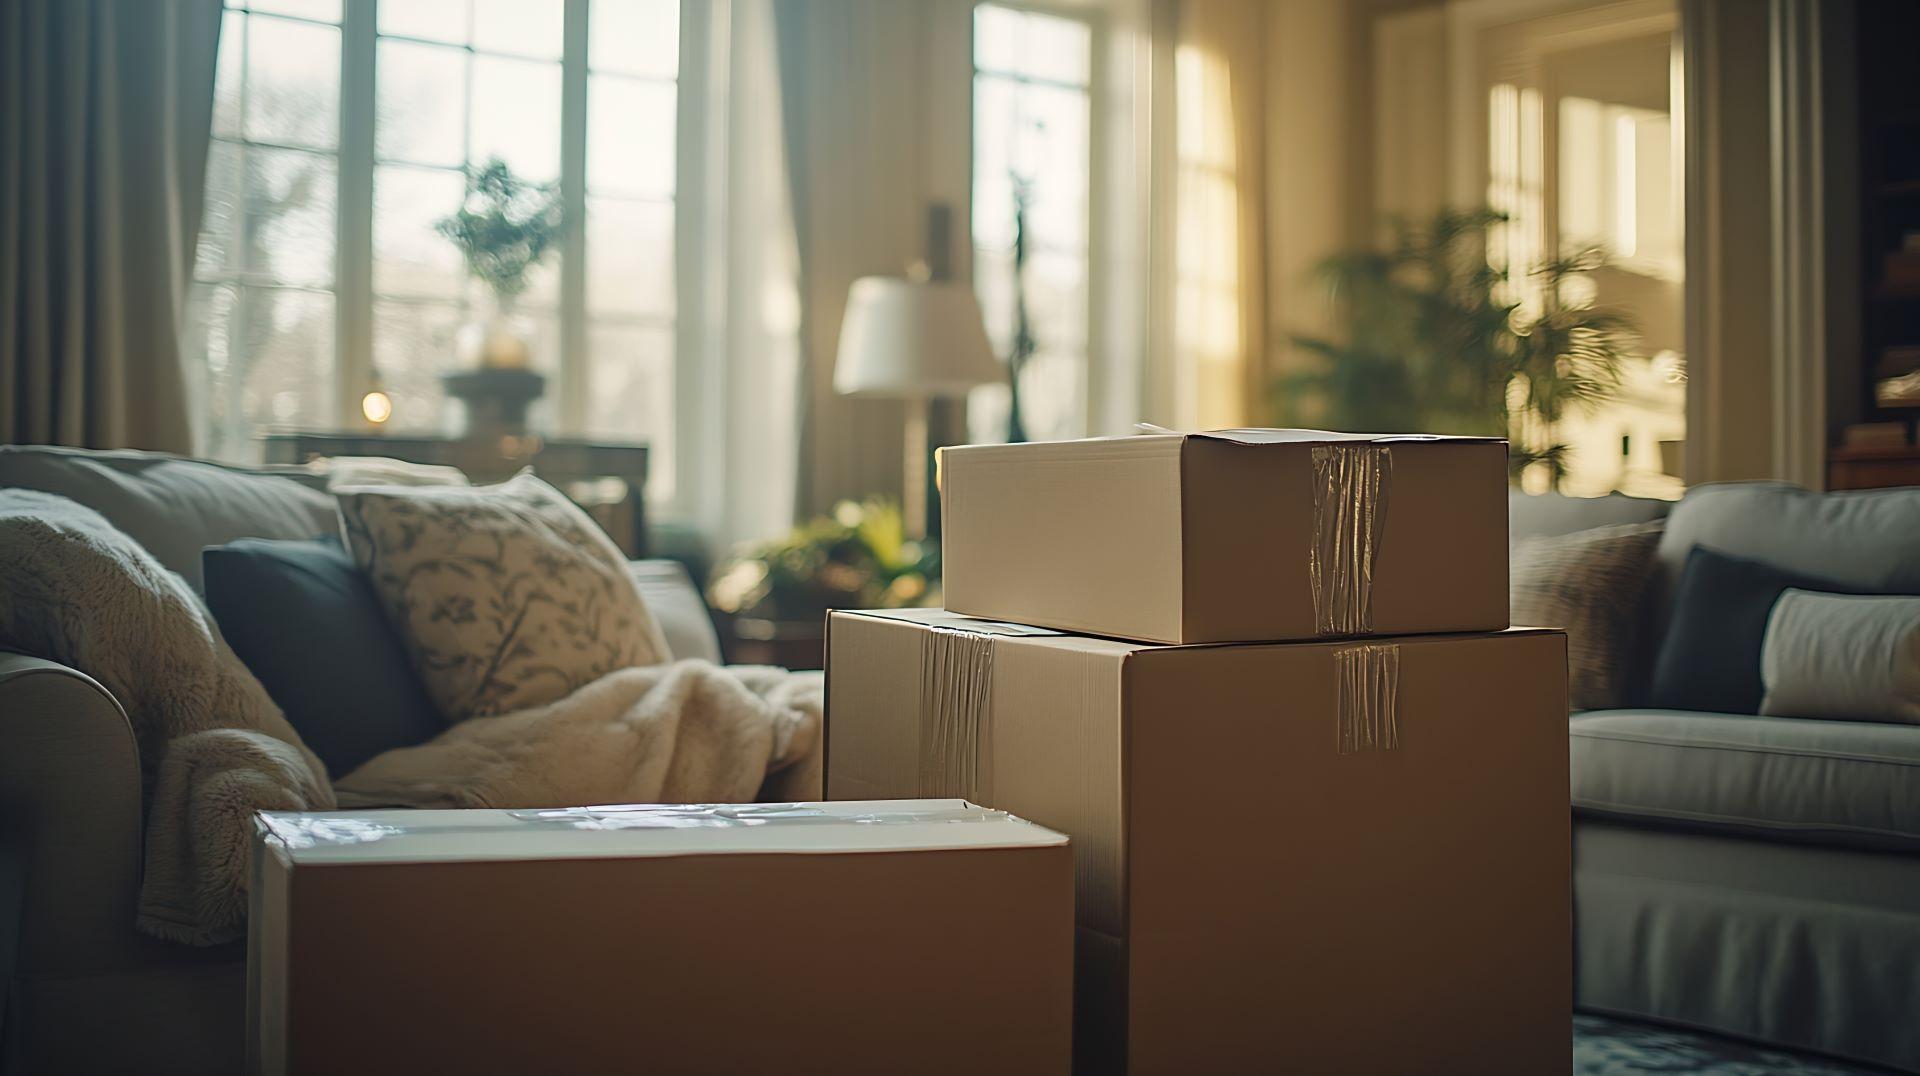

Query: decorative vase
[446,297,544,439]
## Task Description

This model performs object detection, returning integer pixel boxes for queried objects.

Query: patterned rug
[1575,1014,1894,1075]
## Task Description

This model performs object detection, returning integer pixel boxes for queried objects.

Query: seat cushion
[0,445,335,592]
[203,537,447,777]
[1570,710,1920,850]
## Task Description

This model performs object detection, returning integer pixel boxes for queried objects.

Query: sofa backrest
[1508,489,1673,545]
[1655,481,1920,609]
[0,446,337,592]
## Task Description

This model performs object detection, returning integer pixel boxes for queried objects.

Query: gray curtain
[1,0,222,453]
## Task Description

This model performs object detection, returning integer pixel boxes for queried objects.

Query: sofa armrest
[628,559,724,664]
[0,652,150,974]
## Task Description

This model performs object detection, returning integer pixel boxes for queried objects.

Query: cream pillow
[337,472,672,721]
[1760,590,1920,724]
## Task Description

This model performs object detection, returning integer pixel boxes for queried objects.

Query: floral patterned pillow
[337,472,672,721]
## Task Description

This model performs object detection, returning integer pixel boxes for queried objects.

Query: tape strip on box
[919,626,995,799]
[1310,443,1392,636]
[1334,642,1401,754]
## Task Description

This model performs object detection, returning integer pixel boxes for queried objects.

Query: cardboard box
[249,800,1072,1076]
[826,609,1571,1075]
[938,430,1509,644]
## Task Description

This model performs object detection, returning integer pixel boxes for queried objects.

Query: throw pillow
[203,536,447,777]
[337,472,672,721]
[1760,590,1920,724]
[1648,546,1852,714]
[1510,520,1663,710]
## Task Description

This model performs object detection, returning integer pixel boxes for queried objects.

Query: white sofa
[0,445,720,1075]
[1516,484,1920,1073]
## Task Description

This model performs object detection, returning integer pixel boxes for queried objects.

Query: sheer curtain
[683,0,807,550]
[1,0,221,453]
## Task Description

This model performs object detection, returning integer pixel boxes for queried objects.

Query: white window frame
[967,0,1105,444]
[202,0,704,517]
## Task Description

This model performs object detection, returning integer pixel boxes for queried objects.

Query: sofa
[1514,483,1920,1073]
[0,445,723,1076]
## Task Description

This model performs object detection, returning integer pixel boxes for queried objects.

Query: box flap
[256,800,1068,865]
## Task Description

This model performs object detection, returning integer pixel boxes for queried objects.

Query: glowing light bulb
[361,389,393,425]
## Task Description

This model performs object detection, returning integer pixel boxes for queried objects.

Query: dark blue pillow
[1648,546,1854,714]
[203,536,444,777]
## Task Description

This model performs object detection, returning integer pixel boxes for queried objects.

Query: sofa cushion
[0,445,334,592]
[1655,481,1920,606]
[1648,547,1855,714]
[337,472,672,720]
[1570,710,1920,851]
[203,537,446,777]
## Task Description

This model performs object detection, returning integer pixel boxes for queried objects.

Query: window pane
[974,5,1090,86]
[586,198,673,317]
[196,142,244,278]
[203,287,336,457]
[377,39,468,168]
[1025,249,1088,353]
[589,0,679,79]
[243,148,337,288]
[972,77,1016,251]
[213,11,244,138]
[248,0,341,22]
[588,75,675,198]
[373,299,464,431]
[1020,84,1090,250]
[380,0,470,45]
[587,323,674,491]
[472,0,563,60]
[374,164,467,298]
[472,56,562,183]
[244,15,339,150]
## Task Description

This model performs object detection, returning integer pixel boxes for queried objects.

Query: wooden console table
[1828,444,1920,491]
[262,432,650,556]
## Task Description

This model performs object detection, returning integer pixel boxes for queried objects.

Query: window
[970,4,1094,444]
[192,0,685,502]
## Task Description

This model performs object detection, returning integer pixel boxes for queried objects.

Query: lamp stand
[903,395,930,539]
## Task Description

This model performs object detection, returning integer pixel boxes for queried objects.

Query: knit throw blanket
[0,490,823,946]
[0,491,335,945]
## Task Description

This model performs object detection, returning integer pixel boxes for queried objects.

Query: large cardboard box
[938,430,1509,644]
[826,609,1571,1075]
[249,800,1072,1076]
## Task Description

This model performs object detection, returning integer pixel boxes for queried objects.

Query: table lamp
[834,274,1001,536]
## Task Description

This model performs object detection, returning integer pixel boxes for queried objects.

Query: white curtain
[684,0,806,551]
[1,0,221,452]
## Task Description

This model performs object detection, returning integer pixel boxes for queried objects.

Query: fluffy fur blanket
[334,662,821,810]
[0,490,824,947]
[0,491,336,945]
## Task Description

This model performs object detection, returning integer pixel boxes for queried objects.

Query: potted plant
[1277,207,1637,489]
[706,498,941,668]
[435,159,564,436]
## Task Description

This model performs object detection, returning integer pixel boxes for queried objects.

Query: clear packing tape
[1310,443,1392,636]
[919,627,995,800]
[1334,642,1402,754]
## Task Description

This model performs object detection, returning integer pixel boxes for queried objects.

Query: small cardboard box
[248,800,1072,1076]
[938,429,1509,644]
[826,609,1571,1075]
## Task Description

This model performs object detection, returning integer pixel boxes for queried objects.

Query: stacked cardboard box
[825,430,1571,1075]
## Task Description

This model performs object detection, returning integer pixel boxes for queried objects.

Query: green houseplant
[706,498,941,627]
[435,158,564,371]
[1277,207,1637,489]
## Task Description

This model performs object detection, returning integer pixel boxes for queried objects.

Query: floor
[1576,1014,1892,1075]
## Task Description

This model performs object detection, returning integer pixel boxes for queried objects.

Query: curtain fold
[1,0,221,453]
[1169,0,1270,430]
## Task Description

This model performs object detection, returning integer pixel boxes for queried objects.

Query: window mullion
[337,0,378,427]
[559,0,590,435]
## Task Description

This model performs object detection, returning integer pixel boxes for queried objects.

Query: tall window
[192,0,684,501]
[970,4,1093,444]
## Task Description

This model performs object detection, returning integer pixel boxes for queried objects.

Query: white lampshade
[833,276,1003,398]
